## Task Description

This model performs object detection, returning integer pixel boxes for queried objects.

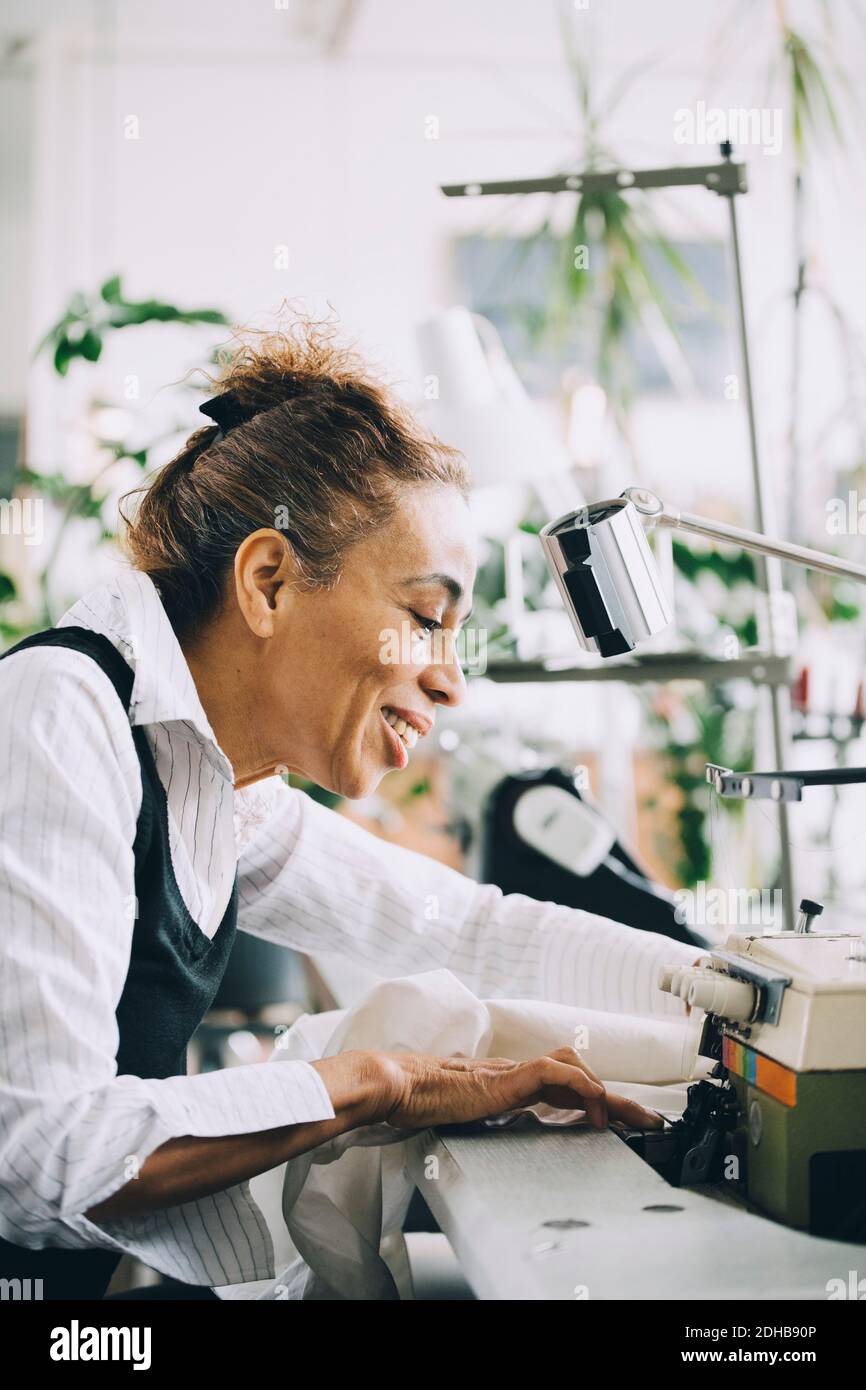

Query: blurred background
[2,0,866,1010]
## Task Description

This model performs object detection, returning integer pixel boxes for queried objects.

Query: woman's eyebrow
[402,573,474,622]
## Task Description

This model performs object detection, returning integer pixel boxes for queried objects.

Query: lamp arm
[623,487,866,585]
[706,762,866,802]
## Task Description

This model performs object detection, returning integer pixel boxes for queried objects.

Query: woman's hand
[350,1045,664,1133]
[87,1046,662,1224]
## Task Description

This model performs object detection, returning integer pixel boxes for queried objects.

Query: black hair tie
[199,392,257,440]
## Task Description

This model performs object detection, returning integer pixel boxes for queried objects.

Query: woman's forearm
[83,1043,666,1226]
[84,1051,389,1223]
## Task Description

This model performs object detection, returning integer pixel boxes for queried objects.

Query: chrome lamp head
[539,495,673,657]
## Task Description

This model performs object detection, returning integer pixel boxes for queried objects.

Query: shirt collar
[58,567,235,781]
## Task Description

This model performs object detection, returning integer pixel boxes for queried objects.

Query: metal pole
[654,510,866,585]
[788,170,805,548]
[722,147,796,931]
[440,149,797,928]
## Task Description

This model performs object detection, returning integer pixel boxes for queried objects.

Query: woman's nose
[421,649,467,709]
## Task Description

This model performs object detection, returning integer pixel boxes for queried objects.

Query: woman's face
[234,484,477,799]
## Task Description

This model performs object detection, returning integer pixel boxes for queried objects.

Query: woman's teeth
[381,706,418,750]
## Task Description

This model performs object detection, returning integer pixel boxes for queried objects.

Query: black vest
[0,627,239,1299]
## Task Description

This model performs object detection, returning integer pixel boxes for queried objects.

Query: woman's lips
[383,705,432,738]
[380,708,409,769]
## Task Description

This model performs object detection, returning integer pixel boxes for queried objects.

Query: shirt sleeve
[236,778,697,1020]
[0,649,334,1254]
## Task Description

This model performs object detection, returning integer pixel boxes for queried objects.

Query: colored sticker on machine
[723,1036,797,1107]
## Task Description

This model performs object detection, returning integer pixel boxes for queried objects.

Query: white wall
[0,63,32,419]
[8,0,864,531]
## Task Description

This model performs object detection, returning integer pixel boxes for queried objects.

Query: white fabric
[217,969,711,1300]
[0,565,699,1287]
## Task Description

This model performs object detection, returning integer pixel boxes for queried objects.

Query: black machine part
[619,1065,742,1188]
[481,766,707,949]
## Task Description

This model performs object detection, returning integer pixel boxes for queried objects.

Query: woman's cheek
[402,634,434,679]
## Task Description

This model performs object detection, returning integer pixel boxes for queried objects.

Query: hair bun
[120,316,469,643]
[199,392,257,436]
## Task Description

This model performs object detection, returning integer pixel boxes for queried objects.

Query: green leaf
[184,309,230,325]
[108,299,230,329]
[79,328,103,362]
[403,776,432,802]
[289,777,343,810]
[100,275,123,304]
[53,338,74,376]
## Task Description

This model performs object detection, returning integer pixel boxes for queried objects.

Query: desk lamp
[540,486,866,803]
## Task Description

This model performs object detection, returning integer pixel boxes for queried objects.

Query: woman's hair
[120,316,470,640]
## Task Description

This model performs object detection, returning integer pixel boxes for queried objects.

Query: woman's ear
[233,528,299,638]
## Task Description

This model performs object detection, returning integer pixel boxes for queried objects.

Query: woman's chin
[331,760,385,801]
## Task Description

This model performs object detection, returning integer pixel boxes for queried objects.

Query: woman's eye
[410,610,442,633]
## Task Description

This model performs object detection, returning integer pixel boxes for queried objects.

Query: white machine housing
[661,931,866,1073]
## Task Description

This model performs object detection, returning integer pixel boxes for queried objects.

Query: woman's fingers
[378,1046,666,1133]
[537,1050,665,1130]
[424,1046,615,1129]
[546,1045,605,1089]
[533,1046,608,1126]
[489,1049,665,1132]
[605,1092,666,1130]
[497,1053,609,1129]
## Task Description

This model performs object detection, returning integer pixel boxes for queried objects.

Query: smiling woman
[175,480,478,798]
[0,314,693,1303]
[121,320,478,798]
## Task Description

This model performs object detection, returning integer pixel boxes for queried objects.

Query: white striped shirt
[0,566,695,1289]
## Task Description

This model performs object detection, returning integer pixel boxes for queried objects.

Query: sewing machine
[405,909,866,1299]
[655,905,866,1241]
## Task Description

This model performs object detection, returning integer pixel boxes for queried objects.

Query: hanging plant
[36,275,230,376]
[0,277,230,640]
[527,10,715,430]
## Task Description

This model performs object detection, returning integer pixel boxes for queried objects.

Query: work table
[406,1124,866,1301]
